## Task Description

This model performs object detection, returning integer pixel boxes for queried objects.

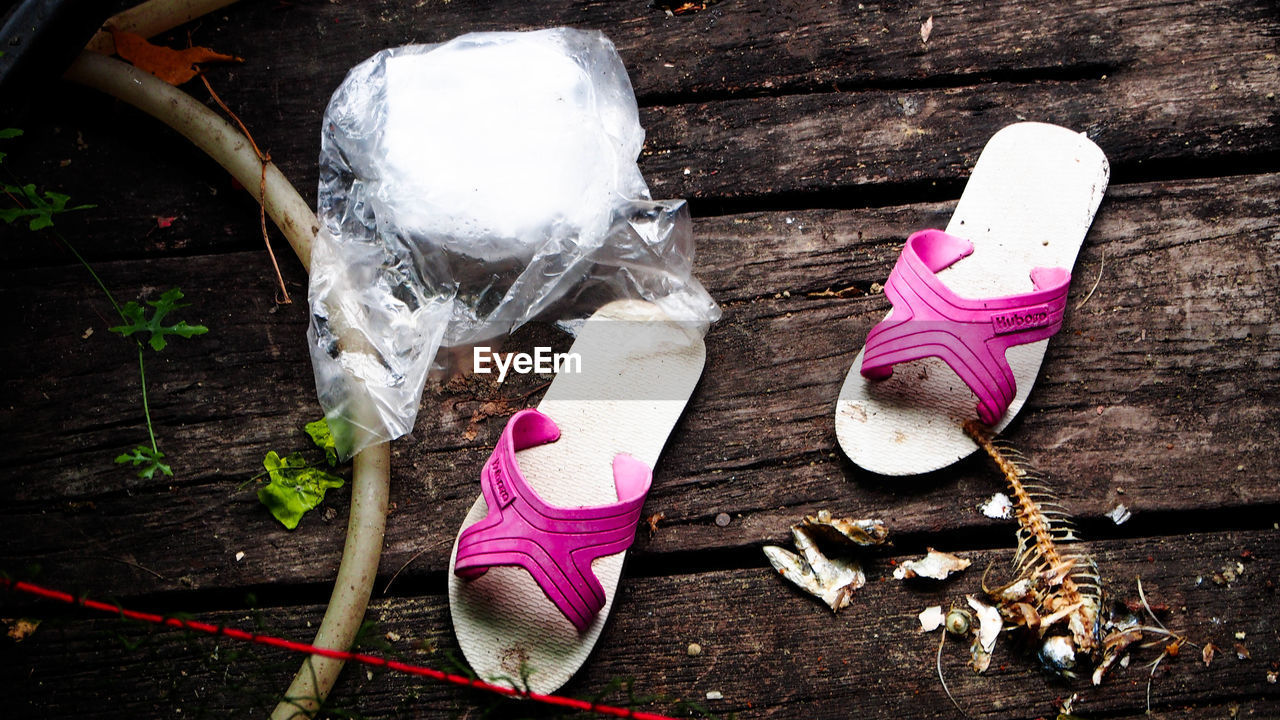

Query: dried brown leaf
[1094,627,1144,685]
[645,511,665,536]
[1202,642,1217,667]
[801,510,888,546]
[765,518,873,612]
[967,595,1002,653]
[4,618,40,642]
[893,547,970,580]
[110,28,242,85]
[920,16,934,44]
[1004,601,1042,633]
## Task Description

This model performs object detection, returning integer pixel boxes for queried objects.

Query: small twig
[1136,576,1171,635]
[805,285,863,299]
[94,555,167,580]
[1135,576,1195,713]
[199,72,290,303]
[1132,625,1185,644]
[136,345,158,453]
[518,381,552,403]
[936,618,970,719]
[382,546,431,595]
[63,53,317,270]
[235,469,270,492]
[1,184,24,207]
[1074,251,1105,311]
[50,230,127,320]
[1146,649,1166,714]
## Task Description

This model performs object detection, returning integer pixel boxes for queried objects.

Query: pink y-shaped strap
[453,409,651,633]
[860,229,1071,425]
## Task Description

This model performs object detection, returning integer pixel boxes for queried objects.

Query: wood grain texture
[2,530,1275,718]
[2,0,1276,262]
[0,174,1275,599]
[0,1,1275,717]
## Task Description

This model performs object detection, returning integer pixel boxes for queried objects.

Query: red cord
[1,578,680,720]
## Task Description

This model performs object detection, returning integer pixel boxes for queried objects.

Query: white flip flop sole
[835,122,1109,476]
[448,299,705,694]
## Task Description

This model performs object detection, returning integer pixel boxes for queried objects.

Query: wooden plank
[2,529,1275,718]
[0,2,1273,718]
[191,0,1143,102]
[1,0,1275,263]
[638,66,1279,203]
[0,173,1275,598]
[184,0,1280,105]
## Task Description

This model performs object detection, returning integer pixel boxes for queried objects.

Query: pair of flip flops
[447,122,1109,693]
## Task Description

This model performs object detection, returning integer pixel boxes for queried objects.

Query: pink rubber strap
[860,229,1071,425]
[453,408,651,633]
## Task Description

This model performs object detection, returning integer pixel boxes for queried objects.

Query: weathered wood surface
[0,0,1277,718]
[2,173,1275,595]
[4,0,1277,263]
[2,531,1276,719]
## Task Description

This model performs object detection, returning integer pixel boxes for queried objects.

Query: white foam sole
[835,122,1109,476]
[448,299,705,694]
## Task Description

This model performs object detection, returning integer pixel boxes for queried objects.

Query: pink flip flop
[453,408,652,634]
[835,122,1109,475]
[859,228,1073,427]
[448,300,705,693]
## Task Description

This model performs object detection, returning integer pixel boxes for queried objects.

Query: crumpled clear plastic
[308,28,720,458]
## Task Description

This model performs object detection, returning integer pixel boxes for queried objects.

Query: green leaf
[43,191,72,207]
[304,418,339,466]
[0,128,22,140]
[109,288,209,351]
[256,451,345,530]
[0,182,95,230]
[115,445,173,479]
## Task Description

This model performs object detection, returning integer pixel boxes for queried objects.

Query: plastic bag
[308,28,720,458]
